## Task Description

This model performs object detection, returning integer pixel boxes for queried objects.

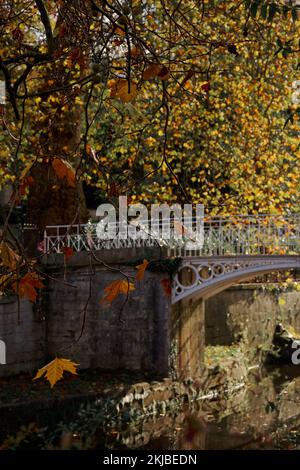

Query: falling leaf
[12,272,44,303]
[136,259,148,281]
[62,246,74,262]
[0,242,20,269]
[101,279,135,304]
[161,278,171,297]
[110,79,137,102]
[52,158,76,187]
[33,357,79,388]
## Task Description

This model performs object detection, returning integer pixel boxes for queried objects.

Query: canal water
[2,365,300,450]
[103,365,300,450]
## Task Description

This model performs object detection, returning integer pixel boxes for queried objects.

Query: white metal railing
[43,214,300,257]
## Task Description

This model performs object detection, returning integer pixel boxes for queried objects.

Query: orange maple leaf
[101,279,135,304]
[33,357,79,388]
[52,158,76,187]
[12,272,44,303]
[136,259,149,281]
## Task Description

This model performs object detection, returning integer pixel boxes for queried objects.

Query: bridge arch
[171,256,300,378]
[172,256,300,303]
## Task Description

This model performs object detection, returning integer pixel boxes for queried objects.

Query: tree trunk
[27,1,89,228]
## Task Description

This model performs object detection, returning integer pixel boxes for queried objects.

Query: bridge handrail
[43,214,300,256]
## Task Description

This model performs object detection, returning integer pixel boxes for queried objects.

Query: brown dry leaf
[0,242,20,269]
[136,259,149,281]
[52,158,76,187]
[101,279,135,304]
[142,64,163,80]
[157,65,170,81]
[33,358,79,388]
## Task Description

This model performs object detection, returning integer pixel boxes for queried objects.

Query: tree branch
[35,0,54,54]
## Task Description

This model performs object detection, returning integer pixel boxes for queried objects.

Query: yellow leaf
[136,259,148,281]
[101,279,135,303]
[33,358,79,388]
[278,297,286,306]
[110,79,137,102]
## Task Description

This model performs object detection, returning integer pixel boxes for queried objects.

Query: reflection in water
[104,365,300,450]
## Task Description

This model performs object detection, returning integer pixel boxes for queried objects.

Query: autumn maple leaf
[136,259,149,281]
[33,358,79,388]
[12,272,44,303]
[101,279,135,304]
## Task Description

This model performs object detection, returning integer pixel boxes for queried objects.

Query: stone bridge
[39,214,300,380]
[44,214,300,302]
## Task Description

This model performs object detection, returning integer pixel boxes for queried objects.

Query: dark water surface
[2,365,300,450]
[104,365,300,450]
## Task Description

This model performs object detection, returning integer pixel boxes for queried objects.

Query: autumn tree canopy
[0,0,299,226]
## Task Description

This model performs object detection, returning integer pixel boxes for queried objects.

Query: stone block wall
[2,248,300,380]
[0,297,46,377]
[45,263,171,375]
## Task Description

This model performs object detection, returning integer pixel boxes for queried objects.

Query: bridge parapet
[43,214,300,258]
